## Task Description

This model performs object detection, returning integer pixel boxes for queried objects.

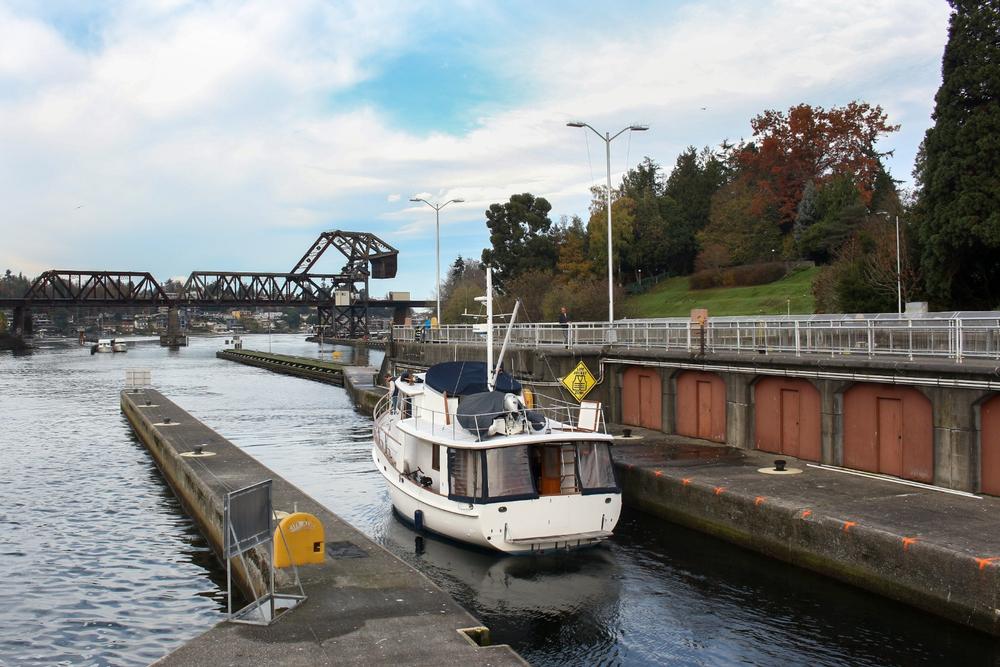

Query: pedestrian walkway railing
[392,313,1000,363]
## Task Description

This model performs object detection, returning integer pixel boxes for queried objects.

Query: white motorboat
[372,270,621,554]
[95,339,113,353]
[112,340,127,353]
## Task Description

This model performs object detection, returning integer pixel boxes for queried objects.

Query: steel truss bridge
[1,231,429,339]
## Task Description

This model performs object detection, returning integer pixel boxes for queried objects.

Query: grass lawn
[626,266,818,318]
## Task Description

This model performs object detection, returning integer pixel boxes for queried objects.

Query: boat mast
[486,267,494,390]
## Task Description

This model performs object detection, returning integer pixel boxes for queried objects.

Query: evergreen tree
[481,193,557,288]
[793,181,819,246]
[914,0,1000,308]
[661,147,727,274]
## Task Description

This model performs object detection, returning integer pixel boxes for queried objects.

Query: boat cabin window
[485,446,535,501]
[447,442,615,503]
[577,442,617,492]
[448,448,482,501]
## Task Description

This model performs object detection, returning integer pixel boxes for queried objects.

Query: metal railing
[393,312,1000,362]
[374,388,608,441]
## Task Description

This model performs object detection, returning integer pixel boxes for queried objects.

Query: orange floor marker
[714,486,726,496]
[754,496,766,506]
[902,537,918,551]
[681,478,692,486]
[975,556,1000,570]
[842,521,857,533]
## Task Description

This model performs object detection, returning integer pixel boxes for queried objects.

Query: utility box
[388,291,410,301]
[334,290,351,306]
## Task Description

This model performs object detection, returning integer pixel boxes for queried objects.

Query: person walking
[559,306,570,346]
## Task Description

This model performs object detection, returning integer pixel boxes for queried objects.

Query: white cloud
[0,0,951,296]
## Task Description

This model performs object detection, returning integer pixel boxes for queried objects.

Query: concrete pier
[217,349,349,386]
[120,389,525,666]
[612,429,1000,636]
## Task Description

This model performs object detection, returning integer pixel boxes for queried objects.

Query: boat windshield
[485,447,535,500]
[447,442,617,503]
[577,442,617,493]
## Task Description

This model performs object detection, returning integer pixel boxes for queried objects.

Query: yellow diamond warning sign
[561,361,597,402]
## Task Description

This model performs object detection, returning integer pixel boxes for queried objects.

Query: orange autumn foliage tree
[735,102,899,234]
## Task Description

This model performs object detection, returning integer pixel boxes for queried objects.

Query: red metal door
[622,368,640,427]
[844,384,931,482]
[638,373,662,430]
[877,397,903,478]
[982,395,1000,496]
[697,381,713,439]
[622,367,662,430]
[780,389,801,458]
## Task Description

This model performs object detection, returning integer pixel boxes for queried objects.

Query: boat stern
[480,493,622,553]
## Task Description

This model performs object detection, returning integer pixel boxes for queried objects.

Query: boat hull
[373,445,621,554]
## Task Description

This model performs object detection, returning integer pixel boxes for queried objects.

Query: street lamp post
[410,196,465,325]
[567,121,648,322]
[877,211,903,314]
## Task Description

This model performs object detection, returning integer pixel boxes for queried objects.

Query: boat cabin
[378,362,619,505]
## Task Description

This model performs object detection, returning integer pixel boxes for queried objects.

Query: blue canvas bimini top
[423,361,521,397]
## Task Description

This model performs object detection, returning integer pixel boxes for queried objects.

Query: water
[2,336,998,666]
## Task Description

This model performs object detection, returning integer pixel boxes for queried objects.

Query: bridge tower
[290,231,398,339]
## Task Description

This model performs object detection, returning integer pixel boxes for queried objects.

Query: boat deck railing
[374,389,608,443]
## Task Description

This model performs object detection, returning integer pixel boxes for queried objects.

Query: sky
[0,0,953,299]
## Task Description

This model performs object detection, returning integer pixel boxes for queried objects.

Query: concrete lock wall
[389,341,999,493]
[675,371,727,443]
[842,384,934,484]
[752,377,822,462]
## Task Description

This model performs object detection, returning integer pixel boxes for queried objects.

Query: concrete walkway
[121,389,525,666]
[611,427,1000,635]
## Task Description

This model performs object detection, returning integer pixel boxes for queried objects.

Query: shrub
[689,262,787,290]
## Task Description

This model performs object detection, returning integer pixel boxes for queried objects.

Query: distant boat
[112,340,127,353]
[95,339,113,353]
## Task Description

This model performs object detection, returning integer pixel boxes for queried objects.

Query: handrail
[393,314,1000,363]
[376,388,609,441]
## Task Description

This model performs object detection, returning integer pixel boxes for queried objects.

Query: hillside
[625,266,818,318]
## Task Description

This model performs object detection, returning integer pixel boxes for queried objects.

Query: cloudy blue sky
[0,0,951,298]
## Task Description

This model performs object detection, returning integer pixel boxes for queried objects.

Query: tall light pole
[877,211,903,314]
[411,196,465,325]
[567,121,648,322]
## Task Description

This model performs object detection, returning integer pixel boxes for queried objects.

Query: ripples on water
[2,336,998,666]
